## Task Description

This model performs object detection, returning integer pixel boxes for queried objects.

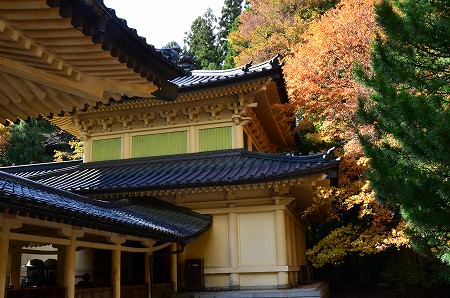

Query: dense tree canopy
[284,0,408,267]
[219,0,244,68]
[229,0,338,66]
[1,118,73,166]
[357,0,450,268]
[185,8,221,70]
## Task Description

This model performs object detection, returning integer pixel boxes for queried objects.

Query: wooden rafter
[0,0,179,125]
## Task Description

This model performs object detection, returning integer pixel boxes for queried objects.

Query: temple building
[0,1,339,297]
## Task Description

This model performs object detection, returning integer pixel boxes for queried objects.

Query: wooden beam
[0,56,104,103]
[104,80,158,98]
[23,28,84,39]
[35,36,93,46]
[0,1,51,9]
[46,44,103,53]
[9,19,73,30]
[0,7,61,20]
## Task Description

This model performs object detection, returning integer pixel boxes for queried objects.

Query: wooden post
[170,243,178,292]
[108,235,125,298]
[0,215,22,297]
[0,218,11,298]
[64,233,77,298]
[228,212,240,289]
[59,227,83,298]
[10,247,22,288]
[274,209,288,289]
[111,242,121,298]
[141,239,155,298]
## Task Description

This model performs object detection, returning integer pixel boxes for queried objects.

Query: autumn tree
[0,124,9,165]
[284,0,407,267]
[357,0,450,269]
[229,0,338,66]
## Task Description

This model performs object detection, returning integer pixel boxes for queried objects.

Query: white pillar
[228,212,240,289]
[290,219,298,285]
[274,209,288,288]
[233,123,244,149]
[285,215,292,286]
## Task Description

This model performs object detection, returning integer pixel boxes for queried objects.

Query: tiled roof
[2,149,340,195]
[0,171,211,243]
[171,56,287,100]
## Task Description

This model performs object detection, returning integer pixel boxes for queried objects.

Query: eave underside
[0,0,180,125]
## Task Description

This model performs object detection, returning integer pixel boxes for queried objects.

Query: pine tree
[185,8,221,70]
[357,0,450,268]
[1,118,73,165]
[219,0,243,69]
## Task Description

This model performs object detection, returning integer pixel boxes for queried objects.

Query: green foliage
[357,0,450,270]
[219,0,243,40]
[219,0,243,69]
[162,41,181,49]
[185,9,221,70]
[185,1,243,70]
[1,118,73,165]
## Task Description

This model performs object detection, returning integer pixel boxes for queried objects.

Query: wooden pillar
[10,247,22,288]
[108,235,125,298]
[170,243,178,292]
[56,246,65,286]
[59,228,83,298]
[111,243,121,298]
[274,209,288,288]
[228,212,240,289]
[64,234,77,298]
[0,215,22,297]
[145,249,152,298]
[0,219,11,298]
[142,239,155,298]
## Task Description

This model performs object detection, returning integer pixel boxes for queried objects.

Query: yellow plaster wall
[204,275,230,289]
[186,214,229,268]
[240,273,278,288]
[239,212,276,266]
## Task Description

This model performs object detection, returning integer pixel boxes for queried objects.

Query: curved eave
[0,0,181,125]
[0,171,212,243]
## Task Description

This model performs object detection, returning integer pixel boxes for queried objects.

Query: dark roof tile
[0,171,211,243]
[2,149,340,195]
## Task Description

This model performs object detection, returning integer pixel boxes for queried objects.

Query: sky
[103,0,225,48]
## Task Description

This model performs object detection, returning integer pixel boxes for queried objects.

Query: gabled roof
[2,149,340,195]
[0,171,211,243]
[171,56,289,103]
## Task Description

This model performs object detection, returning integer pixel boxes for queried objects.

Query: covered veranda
[0,171,212,298]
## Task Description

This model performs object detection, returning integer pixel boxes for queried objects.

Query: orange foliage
[0,124,10,160]
[284,0,375,143]
[283,0,408,266]
[229,0,331,65]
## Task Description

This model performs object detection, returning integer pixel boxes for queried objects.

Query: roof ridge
[80,149,246,169]
[0,170,103,205]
